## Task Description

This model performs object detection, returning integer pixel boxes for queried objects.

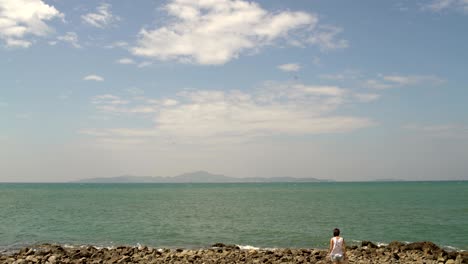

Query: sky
[1,0,467,182]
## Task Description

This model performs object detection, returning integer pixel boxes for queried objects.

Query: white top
[331,236,344,255]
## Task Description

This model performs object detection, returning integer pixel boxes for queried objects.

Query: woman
[328,228,346,264]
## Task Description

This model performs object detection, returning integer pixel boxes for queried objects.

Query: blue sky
[1,0,467,182]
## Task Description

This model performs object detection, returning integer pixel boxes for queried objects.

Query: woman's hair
[333,228,340,236]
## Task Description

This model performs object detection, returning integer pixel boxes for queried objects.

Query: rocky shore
[1,241,467,264]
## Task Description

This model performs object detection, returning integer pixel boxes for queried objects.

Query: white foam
[236,245,278,251]
[237,245,261,250]
[376,242,388,247]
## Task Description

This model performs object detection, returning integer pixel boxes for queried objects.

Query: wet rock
[362,240,378,248]
[388,240,405,250]
[404,241,441,252]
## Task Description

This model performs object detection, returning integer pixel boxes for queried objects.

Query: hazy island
[74,171,333,184]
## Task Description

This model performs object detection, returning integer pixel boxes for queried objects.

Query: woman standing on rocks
[328,228,347,264]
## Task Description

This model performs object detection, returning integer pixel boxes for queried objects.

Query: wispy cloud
[137,61,153,68]
[131,0,347,65]
[320,74,346,80]
[81,3,120,28]
[0,0,63,48]
[83,74,104,82]
[423,0,468,13]
[307,25,349,51]
[365,74,444,89]
[277,63,301,72]
[84,82,375,144]
[383,75,445,86]
[318,70,362,81]
[105,41,128,49]
[57,32,80,48]
[90,94,162,114]
[58,90,72,100]
[353,93,380,102]
[405,123,468,139]
[116,58,136,65]
[365,79,395,90]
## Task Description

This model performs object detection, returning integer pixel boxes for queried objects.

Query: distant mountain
[74,171,332,183]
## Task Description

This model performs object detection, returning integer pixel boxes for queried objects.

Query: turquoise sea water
[0,182,467,253]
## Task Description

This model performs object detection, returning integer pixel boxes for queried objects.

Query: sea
[0,181,467,253]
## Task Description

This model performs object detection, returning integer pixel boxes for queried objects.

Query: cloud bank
[83,82,374,144]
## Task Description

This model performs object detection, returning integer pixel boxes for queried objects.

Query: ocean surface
[0,182,467,253]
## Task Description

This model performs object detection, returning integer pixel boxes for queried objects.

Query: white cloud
[131,0,347,65]
[83,74,104,82]
[81,3,119,28]
[308,25,348,51]
[424,0,468,13]
[366,74,444,89]
[57,31,80,48]
[117,58,136,64]
[0,0,63,47]
[85,82,374,143]
[277,63,301,72]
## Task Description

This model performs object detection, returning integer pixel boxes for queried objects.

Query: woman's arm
[328,238,334,255]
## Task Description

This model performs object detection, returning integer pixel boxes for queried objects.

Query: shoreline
[1,241,467,263]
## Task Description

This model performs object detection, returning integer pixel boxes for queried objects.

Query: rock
[362,240,378,248]
[404,241,441,252]
[47,255,57,264]
[1,241,465,264]
[388,241,405,251]
[14,258,26,264]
